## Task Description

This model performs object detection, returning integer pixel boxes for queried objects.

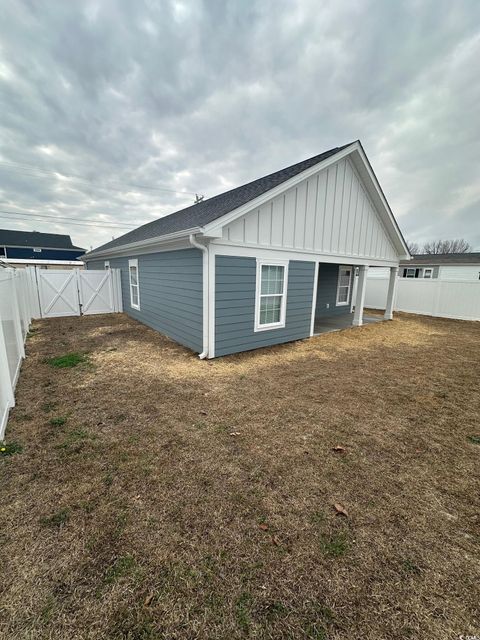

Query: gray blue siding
[87,249,203,352]
[215,256,315,357]
[315,263,352,318]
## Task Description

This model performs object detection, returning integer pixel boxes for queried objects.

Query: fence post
[9,271,25,359]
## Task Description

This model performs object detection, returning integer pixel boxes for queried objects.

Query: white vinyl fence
[0,269,34,439]
[0,267,123,439]
[366,277,480,321]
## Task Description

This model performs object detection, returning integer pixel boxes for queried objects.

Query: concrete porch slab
[313,313,383,335]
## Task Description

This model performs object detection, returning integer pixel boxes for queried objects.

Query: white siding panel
[283,189,296,247]
[439,266,480,281]
[223,157,400,262]
[244,210,259,244]
[271,196,284,246]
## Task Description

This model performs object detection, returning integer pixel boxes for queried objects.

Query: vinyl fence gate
[27,267,123,319]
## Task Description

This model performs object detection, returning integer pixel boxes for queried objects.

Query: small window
[423,268,433,279]
[336,266,352,305]
[404,267,416,278]
[255,260,288,331]
[128,259,140,310]
[33,247,42,253]
[104,260,110,270]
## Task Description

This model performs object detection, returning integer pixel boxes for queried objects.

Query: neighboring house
[84,140,410,358]
[0,229,85,269]
[399,253,480,281]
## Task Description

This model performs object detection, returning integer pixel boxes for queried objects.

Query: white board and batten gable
[205,143,408,267]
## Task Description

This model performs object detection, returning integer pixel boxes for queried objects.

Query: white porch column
[384,266,399,320]
[352,265,369,326]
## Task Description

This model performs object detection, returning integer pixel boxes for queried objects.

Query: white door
[37,270,80,318]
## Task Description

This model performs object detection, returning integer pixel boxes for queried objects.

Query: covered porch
[311,262,398,336]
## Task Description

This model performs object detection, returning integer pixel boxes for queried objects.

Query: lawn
[0,312,479,639]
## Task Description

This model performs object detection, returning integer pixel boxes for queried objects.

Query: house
[0,229,85,269]
[84,140,410,358]
[399,253,480,281]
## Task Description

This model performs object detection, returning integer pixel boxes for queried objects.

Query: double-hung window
[423,268,433,279]
[336,265,352,305]
[255,260,288,331]
[128,259,140,310]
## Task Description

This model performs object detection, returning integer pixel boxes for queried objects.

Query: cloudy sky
[1,0,479,252]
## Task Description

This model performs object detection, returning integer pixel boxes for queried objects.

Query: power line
[0,209,137,229]
[0,160,200,197]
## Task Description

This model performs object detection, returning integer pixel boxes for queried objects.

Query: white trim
[405,267,416,278]
[207,247,216,358]
[210,241,399,267]
[1,258,84,266]
[84,228,199,261]
[336,265,353,306]
[423,267,433,279]
[104,260,110,270]
[254,259,289,332]
[128,258,140,310]
[309,260,320,337]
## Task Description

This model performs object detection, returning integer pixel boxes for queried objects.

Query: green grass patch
[467,435,480,445]
[104,555,137,584]
[0,441,23,457]
[40,508,70,528]
[47,352,88,368]
[235,591,253,634]
[401,559,421,575]
[319,532,349,557]
[49,416,67,427]
[41,401,58,413]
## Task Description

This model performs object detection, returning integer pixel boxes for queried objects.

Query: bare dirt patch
[1,312,479,639]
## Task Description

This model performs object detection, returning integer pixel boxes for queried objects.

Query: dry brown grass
[0,312,479,640]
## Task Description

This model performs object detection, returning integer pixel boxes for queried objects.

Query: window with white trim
[255,260,288,331]
[404,267,416,278]
[336,266,352,305]
[128,258,140,310]
[104,260,110,269]
[423,268,433,279]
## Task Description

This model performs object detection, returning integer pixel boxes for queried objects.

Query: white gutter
[84,227,201,261]
[189,234,209,359]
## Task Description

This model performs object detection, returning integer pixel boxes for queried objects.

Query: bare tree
[406,241,421,255]
[422,239,472,254]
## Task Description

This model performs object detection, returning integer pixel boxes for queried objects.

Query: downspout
[189,234,209,359]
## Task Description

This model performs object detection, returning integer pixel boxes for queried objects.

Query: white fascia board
[83,227,200,260]
[210,241,400,267]
[349,145,411,257]
[202,144,358,236]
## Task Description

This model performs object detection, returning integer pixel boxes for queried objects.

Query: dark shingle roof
[401,253,480,265]
[0,229,84,251]
[87,143,354,256]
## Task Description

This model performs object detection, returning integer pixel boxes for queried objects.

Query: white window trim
[423,268,433,279]
[128,258,140,310]
[336,265,353,306]
[254,259,289,332]
[405,267,416,278]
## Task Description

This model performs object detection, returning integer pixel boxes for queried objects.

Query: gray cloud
[1,0,479,251]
